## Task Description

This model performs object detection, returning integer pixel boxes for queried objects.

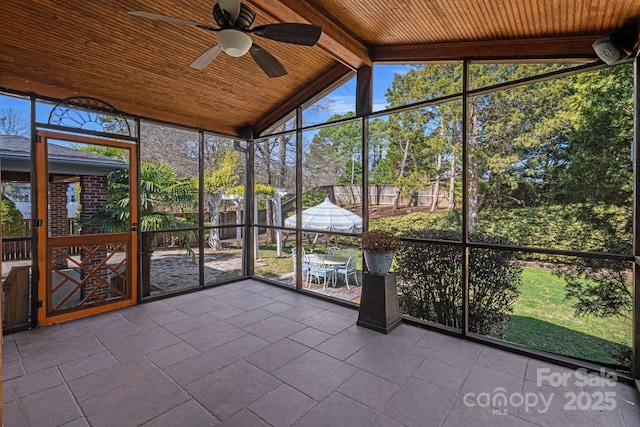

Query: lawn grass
[506,266,631,367]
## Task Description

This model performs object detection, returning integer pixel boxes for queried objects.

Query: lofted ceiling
[2,1,639,137]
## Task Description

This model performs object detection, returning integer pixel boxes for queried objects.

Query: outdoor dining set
[292,247,359,290]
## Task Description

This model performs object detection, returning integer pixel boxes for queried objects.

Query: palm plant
[86,160,198,296]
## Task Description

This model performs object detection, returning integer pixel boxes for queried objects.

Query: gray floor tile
[412,357,470,393]
[261,301,296,314]
[243,315,307,343]
[300,310,355,335]
[461,364,524,397]
[209,305,246,319]
[174,297,226,316]
[140,399,220,426]
[185,360,281,418]
[85,315,155,343]
[288,327,332,347]
[146,341,200,369]
[368,413,405,427]
[3,366,63,402]
[19,334,105,373]
[293,391,376,427]
[68,357,158,402]
[161,312,218,335]
[218,408,271,427]
[382,377,457,427]
[315,329,372,360]
[476,346,528,378]
[412,330,483,369]
[2,359,25,381]
[337,369,400,410]
[164,346,238,386]
[346,339,425,385]
[179,320,247,352]
[2,339,20,363]
[280,304,325,321]
[223,334,271,358]
[442,396,540,427]
[249,384,317,426]
[5,280,640,427]
[225,308,273,328]
[225,293,275,311]
[245,338,309,373]
[101,325,181,362]
[58,351,119,382]
[80,371,190,427]
[273,349,358,401]
[120,300,175,322]
[151,309,191,326]
[61,417,90,427]
[7,384,82,427]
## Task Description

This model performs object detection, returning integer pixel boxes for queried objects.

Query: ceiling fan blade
[128,11,217,31]
[252,23,322,46]
[190,45,223,69]
[249,44,287,78]
[218,0,241,24]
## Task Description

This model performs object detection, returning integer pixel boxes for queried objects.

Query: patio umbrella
[284,198,363,233]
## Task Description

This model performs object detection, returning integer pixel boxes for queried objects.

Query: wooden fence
[323,184,450,207]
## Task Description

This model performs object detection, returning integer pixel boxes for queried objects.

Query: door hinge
[37,300,43,308]
[36,135,42,143]
[34,219,43,227]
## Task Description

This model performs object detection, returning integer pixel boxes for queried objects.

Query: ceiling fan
[128,0,322,78]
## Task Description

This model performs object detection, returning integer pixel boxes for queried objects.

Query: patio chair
[307,257,335,290]
[291,248,310,285]
[334,256,358,290]
[326,246,340,255]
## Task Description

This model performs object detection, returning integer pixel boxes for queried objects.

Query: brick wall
[49,181,69,269]
[79,176,111,301]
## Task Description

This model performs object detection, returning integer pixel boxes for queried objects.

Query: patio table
[306,254,349,287]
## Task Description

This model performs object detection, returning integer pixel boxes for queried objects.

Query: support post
[357,272,402,333]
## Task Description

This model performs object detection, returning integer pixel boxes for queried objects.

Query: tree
[204,149,242,249]
[86,160,198,296]
[304,112,362,187]
[1,195,26,236]
[0,108,28,136]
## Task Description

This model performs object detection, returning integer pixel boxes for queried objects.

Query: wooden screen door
[35,131,138,325]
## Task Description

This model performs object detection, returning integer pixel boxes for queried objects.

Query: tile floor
[3,279,639,426]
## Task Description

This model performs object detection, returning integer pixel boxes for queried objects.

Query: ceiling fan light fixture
[217,29,252,57]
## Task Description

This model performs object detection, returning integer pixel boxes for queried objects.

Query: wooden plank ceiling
[1,1,639,137]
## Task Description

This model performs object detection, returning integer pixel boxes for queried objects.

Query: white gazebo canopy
[285,198,363,233]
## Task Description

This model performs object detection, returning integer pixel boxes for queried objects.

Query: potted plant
[360,229,401,276]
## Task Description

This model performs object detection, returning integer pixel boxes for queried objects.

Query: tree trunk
[430,153,442,212]
[208,193,223,250]
[468,112,479,233]
[448,152,456,211]
[393,138,411,210]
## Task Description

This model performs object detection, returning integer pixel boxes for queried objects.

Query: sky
[0,64,412,133]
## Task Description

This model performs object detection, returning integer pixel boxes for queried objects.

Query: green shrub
[1,195,27,237]
[301,187,328,208]
[396,230,521,337]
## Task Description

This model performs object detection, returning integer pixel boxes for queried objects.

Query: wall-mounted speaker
[593,18,640,65]
[592,35,631,64]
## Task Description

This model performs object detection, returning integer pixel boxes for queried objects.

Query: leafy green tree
[304,112,362,187]
[1,195,26,237]
[86,160,197,296]
[204,149,242,249]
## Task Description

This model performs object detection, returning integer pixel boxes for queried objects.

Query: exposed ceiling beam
[371,36,600,62]
[249,0,372,70]
[253,62,353,135]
